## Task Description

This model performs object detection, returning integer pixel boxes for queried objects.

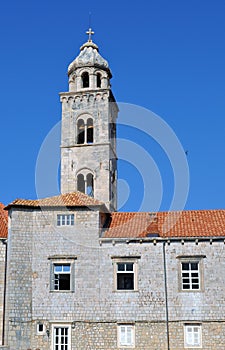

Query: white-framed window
[177,256,205,292]
[37,322,45,335]
[49,257,76,292]
[57,214,74,226]
[112,257,139,291]
[184,324,202,348]
[181,261,200,290]
[52,324,71,350]
[118,324,135,348]
[117,262,134,290]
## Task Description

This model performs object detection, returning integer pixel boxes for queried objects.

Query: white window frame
[37,322,46,335]
[117,324,135,348]
[112,257,140,292]
[177,256,205,292]
[53,263,71,291]
[181,261,200,290]
[184,324,202,348]
[57,214,74,226]
[52,324,71,350]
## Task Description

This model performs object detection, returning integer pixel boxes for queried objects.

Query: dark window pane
[77,174,85,193]
[59,274,70,290]
[97,73,101,88]
[77,119,85,144]
[183,279,190,284]
[191,273,199,278]
[183,284,190,289]
[126,263,133,271]
[192,284,199,289]
[192,279,199,283]
[118,263,125,271]
[191,263,198,270]
[117,273,134,290]
[182,273,189,278]
[87,118,93,143]
[82,72,89,88]
[182,263,189,270]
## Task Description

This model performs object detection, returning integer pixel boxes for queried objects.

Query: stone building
[1,30,225,349]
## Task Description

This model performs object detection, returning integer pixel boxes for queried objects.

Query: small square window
[118,324,135,348]
[37,323,45,335]
[184,324,202,348]
[57,214,74,226]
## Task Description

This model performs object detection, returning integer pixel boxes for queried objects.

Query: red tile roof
[0,202,7,238]
[103,210,225,239]
[4,191,225,239]
[5,192,104,210]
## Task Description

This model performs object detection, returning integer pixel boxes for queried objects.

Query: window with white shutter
[184,324,202,348]
[118,324,135,347]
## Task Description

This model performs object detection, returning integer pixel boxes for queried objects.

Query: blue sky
[1,0,225,211]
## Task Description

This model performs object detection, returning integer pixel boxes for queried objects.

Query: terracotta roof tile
[103,212,158,238]
[158,210,225,237]
[5,192,104,210]
[0,202,7,238]
[103,210,225,239]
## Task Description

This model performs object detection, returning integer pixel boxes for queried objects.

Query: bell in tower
[60,29,118,211]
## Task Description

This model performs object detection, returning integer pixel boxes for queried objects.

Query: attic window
[57,214,74,226]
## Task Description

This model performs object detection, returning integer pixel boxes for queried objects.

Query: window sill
[50,290,75,293]
[113,290,139,293]
[179,289,203,293]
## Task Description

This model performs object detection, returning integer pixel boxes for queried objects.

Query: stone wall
[4,206,225,349]
[60,90,118,211]
[0,241,6,346]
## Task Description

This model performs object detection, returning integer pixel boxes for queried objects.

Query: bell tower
[60,29,118,211]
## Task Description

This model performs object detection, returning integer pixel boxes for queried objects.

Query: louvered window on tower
[87,118,93,143]
[77,172,94,197]
[97,73,102,88]
[81,71,89,88]
[77,119,85,144]
[77,118,93,144]
[77,174,85,193]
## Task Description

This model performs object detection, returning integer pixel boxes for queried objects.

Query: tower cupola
[68,28,112,92]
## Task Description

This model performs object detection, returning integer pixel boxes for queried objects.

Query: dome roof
[68,31,111,76]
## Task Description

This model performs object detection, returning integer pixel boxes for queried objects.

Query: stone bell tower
[60,29,118,211]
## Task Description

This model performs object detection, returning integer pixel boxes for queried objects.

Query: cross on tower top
[86,28,94,42]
